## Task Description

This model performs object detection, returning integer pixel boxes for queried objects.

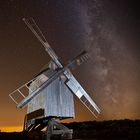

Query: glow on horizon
[0,126,23,132]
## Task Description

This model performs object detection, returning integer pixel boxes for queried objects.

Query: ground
[0,120,139,140]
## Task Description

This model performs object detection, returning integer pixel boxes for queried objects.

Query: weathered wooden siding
[27,71,75,118]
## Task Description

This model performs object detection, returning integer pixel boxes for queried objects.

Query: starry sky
[0,0,139,131]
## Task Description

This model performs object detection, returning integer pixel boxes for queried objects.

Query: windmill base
[46,118,73,140]
[23,111,73,140]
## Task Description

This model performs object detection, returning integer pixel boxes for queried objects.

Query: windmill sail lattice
[9,18,101,118]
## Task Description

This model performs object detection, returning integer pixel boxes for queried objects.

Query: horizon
[1,118,139,132]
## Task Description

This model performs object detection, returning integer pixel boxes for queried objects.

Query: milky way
[78,0,140,120]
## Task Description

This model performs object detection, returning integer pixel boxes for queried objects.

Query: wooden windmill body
[27,62,75,118]
[9,18,101,140]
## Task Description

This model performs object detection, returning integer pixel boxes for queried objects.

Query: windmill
[9,18,101,140]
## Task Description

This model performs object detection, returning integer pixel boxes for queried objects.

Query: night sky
[0,0,140,131]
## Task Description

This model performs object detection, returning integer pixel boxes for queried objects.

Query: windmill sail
[65,74,100,117]
[16,68,65,108]
[23,18,63,68]
[9,73,48,105]
[9,18,101,118]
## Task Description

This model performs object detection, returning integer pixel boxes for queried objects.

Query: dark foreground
[0,119,140,140]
